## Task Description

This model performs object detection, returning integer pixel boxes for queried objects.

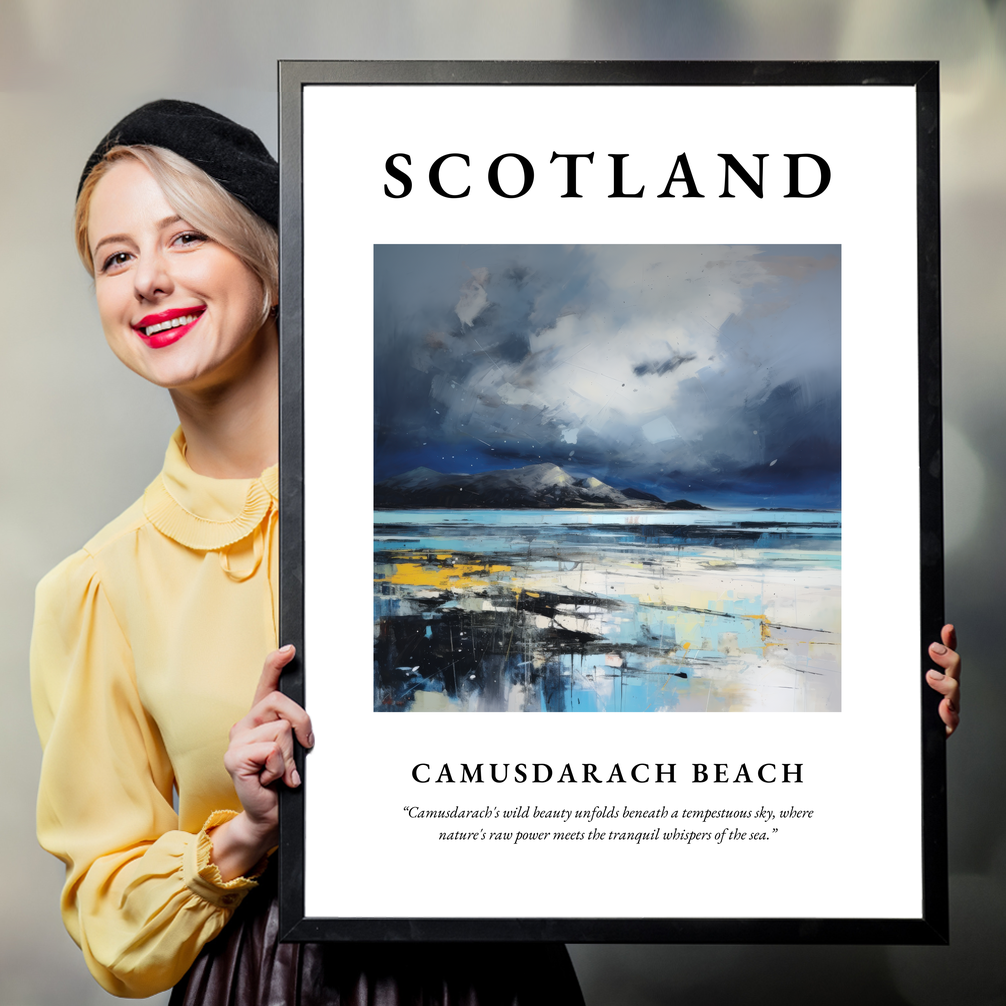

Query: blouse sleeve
[31,549,262,998]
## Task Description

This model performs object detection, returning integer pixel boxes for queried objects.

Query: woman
[31,100,585,1003]
[33,99,962,1003]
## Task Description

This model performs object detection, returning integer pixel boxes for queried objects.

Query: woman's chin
[109,323,273,395]
[122,353,219,392]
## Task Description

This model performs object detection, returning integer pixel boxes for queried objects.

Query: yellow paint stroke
[743,613,771,643]
[385,559,512,591]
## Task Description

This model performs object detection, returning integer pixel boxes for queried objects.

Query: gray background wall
[1,2,1003,1003]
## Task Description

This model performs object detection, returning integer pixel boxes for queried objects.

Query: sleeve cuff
[182,810,269,909]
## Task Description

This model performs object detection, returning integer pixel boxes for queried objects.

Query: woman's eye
[173,231,208,248]
[101,251,132,273]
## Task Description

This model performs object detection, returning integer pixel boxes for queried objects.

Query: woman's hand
[209,645,314,881]
[926,624,961,738]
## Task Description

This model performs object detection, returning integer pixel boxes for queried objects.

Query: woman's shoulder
[31,494,154,740]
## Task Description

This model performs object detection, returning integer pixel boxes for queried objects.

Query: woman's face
[87,158,270,393]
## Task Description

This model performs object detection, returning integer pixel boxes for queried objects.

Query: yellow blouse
[31,428,279,998]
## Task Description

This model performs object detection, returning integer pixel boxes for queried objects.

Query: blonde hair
[75,145,278,322]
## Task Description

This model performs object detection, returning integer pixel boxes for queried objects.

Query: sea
[373,510,841,714]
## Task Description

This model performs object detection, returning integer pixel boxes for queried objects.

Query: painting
[286,60,945,944]
[373,244,841,713]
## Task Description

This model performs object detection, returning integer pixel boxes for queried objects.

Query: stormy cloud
[374,244,840,508]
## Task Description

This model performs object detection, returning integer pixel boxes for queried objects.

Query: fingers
[941,623,957,653]
[926,625,961,737]
[926,667,959,706]
[226,720,301,788]
[245,644,314,749]
[252,644,297,706]
[249,720,298,788]
[926,664,960,739]
[233,689,314,750]
[224,645,313,807]
[928,630,961,682]
[925,686,960,736]
[928,643,961,679]
[225,739,289,787]
[221,646,311,835]
[940,697,960,737]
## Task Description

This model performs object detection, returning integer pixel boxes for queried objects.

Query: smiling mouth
[135,307,206,338]
[142,313,199,337]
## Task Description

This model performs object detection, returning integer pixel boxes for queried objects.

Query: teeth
[142,313,199,337]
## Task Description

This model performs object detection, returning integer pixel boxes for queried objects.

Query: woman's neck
[169,320,280,479]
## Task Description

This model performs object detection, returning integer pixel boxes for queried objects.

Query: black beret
[78,99,278,228]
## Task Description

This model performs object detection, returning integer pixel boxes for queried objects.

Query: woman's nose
[133,249,173,302]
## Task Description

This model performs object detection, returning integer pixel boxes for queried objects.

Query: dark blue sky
[374,244,840,509]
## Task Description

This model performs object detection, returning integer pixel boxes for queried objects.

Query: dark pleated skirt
[169,869,584,1006]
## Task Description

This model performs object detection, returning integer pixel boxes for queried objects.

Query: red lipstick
[132,306,205,349]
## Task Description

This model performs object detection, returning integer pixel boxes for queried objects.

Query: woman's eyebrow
[92,216,185,257]
[92,232,133,257]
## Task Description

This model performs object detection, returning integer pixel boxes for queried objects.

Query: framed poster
[277,61,946,943]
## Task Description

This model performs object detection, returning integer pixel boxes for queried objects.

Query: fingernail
[280,644,295,654]
[291,768,301,787]
[928,669,944,680]
[306,732,315,748]
[931,643,947,655]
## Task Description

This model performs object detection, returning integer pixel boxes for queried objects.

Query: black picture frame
[277,60,945,944]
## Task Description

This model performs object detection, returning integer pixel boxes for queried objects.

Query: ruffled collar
[143,428,278,551]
